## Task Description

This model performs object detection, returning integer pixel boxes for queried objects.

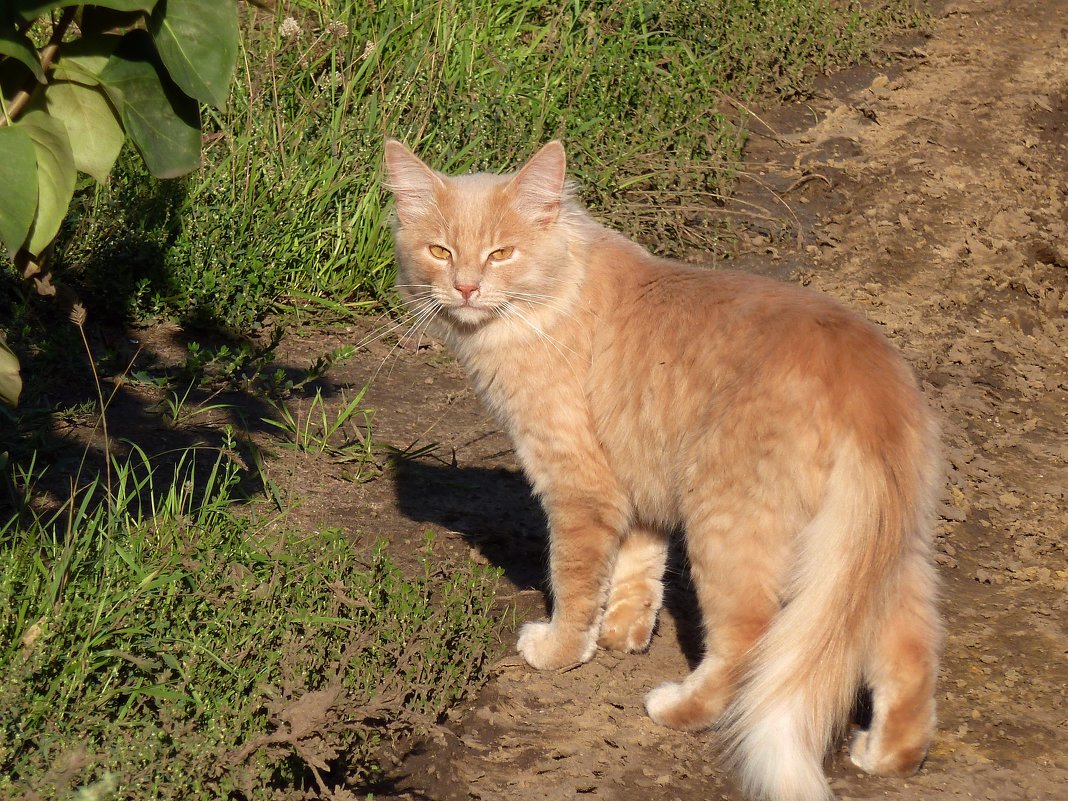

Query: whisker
[501,301,579,374]
[503,292,592,350]
[356,298,440,350]
[371,299,442,383]
[390,306,442,378]
[357,304,433,348]
[507,297,582,330]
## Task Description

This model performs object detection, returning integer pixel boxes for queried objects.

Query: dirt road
[287,1,1068,798]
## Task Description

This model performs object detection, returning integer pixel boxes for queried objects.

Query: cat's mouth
[447,301,494,326]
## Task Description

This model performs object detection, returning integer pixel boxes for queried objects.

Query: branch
[0,7,77,127]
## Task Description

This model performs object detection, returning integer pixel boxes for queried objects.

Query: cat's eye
[428,244,451,260]
[488,247,514,262]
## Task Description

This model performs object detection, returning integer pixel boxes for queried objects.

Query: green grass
[0,441,502,800]
[49,0,924,332]
[263,385,376,460]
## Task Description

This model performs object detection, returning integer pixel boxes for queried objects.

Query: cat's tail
[721,431,938,801]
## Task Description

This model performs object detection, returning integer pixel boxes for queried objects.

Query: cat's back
[585,238,864,350]
[582,237,928,455]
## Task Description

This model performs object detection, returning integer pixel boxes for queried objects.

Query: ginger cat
[384,139,943,801]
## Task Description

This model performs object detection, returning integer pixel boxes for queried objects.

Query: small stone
[935,552,959,569]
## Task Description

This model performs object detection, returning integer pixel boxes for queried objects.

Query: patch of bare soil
[267,1,1067,798]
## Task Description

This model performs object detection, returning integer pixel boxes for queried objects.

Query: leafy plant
[0,0,242,405]
[0,334,21,405]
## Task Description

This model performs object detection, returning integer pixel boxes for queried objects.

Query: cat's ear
[383,139,445,224]
[508,140,567,227]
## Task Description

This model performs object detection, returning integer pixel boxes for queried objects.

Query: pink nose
[454,282,479,302]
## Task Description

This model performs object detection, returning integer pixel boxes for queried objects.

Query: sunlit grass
[54,0,924,330]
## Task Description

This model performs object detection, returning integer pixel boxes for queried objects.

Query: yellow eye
[488,247,514,262]
[428,244,451,260]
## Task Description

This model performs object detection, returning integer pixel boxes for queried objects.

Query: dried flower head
[279,16,301,41]
[69,302,87,326]
[326,20,349,38]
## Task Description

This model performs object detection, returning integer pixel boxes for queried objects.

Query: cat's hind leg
[645,505,788,731]
[598,524,668,653]
[850,552,942,777]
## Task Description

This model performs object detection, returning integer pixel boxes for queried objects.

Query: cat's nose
[454,282,480,302]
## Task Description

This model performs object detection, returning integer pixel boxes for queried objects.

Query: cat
[383,139,943,801]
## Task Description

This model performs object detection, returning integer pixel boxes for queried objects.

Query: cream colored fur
[384,139,943,801]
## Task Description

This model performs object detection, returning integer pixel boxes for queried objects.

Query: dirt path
[276,1,1068,798]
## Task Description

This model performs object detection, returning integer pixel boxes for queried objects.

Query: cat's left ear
[508,140,567,227]
[383,139,446,224]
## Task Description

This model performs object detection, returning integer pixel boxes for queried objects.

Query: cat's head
[383,140,580,330]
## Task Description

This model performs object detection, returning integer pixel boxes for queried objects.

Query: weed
[263,385,377,470]
[156,381,233,427]
[52,398,99,425]
[178,327,286,390]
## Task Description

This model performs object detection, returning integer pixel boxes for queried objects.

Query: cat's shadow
[391,457,705,667]
[391,457,549,591]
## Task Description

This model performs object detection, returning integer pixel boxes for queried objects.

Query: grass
[47,0,925,332]
[0,440,502,800]
[0,303,499,799]
[263,385,375,461]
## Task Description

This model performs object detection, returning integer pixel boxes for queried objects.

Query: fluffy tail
[721,435,937,801]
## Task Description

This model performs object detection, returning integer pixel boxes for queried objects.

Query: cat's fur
[384,139,943,801]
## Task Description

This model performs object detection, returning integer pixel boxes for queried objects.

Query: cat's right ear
[383,139,445,224]
[508,140,567,228]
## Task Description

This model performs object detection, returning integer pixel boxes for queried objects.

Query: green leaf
[0,125,38,257]
[0,336,22,408]
[13,1,158,21]
[98,30,200,179]
[149,0,237,108]
[51,35,121,86]
[39,81,124,182]
[0,25,45,83]
[18,111,76,256]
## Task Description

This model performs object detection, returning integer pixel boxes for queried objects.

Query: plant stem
[72,305,113,504]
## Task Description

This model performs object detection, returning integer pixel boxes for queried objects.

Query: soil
[49,0,1066,798]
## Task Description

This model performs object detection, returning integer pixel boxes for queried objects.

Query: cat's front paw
[516,620,597,670]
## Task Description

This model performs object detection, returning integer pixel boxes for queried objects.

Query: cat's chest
[461,334,686,517]
[460,342,577,420]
